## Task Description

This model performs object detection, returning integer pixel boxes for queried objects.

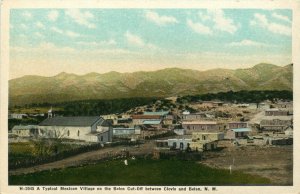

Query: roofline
[91,117,105,127]
[39,116,105,127]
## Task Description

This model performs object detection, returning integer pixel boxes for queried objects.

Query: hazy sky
[9,9,292,79]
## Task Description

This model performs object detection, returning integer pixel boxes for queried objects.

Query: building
[285,127,293,136]
[102,114,119,125]
[155,140,169,148]
[131,115,161,125]
[237,103,250,108]
[142,119,163,129]
[11,125,38,137]
[143,111,169,116]
[182,121,219,134]
[182,110,190,115]
[173,128,186,135]
[181,113,206,121]
[156,134,221,152]
[226,128,252,139]
[265,109,289,116]
[257,102,271,109]
[189,132,224,152]
[117,118,132,124]
[113,127,141,136]
[190,141,218,152]
[200,101,223,108]
[163,114,174,125]
[260,116,293,131]
[270,137,293,145]
[9,113,28,119]
[272,101,293,109]
[228,122,248,129]
[38,116,113,143]
[167,138,192,150]
[192,132,224,142]
[143,111,173,125]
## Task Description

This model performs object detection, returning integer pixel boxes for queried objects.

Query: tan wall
[190,142,204,152]
[228,123,247,129]
[192,133,223,142]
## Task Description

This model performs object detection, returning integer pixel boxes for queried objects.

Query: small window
[172,142,177,148]
[77,130,80,137]
[67,130,70,136]
[101,136,103,141]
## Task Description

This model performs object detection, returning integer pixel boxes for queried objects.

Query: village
[8,97,293,185]
[9,98,293,148]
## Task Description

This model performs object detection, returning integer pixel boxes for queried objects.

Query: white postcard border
[1,0,300,193]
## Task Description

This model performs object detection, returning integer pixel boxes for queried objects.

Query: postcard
[1,0,300,193]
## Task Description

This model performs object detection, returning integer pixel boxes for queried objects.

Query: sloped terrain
[9,63,293,105]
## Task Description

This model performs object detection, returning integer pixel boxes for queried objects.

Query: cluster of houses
[10,100,293,151]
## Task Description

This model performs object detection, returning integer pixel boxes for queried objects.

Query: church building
[38,116,113,143]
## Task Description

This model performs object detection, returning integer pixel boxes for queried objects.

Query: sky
[9,9,292,79]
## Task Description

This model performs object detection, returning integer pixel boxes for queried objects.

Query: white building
[167,138,192,150]
[9,113,28,119]
[11,125,38,137]
[38,116,113,143]
[113,127,141,136]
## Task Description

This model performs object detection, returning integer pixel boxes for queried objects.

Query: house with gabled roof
[38,116,113,143]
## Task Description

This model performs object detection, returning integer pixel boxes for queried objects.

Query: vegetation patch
[10,97,159,116]
[9,159,271,185]
[9,140,81,170]
[177,90,293,104]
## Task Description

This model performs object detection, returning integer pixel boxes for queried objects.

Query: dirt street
[200,145,293,185]
[9,140,156,176]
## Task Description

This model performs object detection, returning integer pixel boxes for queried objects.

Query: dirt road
[10,140,156,176]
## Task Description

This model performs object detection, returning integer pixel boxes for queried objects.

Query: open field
[201,145,293,185]
[9,158,270,185]
[9,140,292,185]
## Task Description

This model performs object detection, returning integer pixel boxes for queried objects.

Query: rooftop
[12,125,38,130]
[143,120,162,125]
[132,115,161,119]
[230,128,252,132]
[39,116,105,127]
[143,111,169,116]
[265,108,289,111]
[261,116,293,120]
[192,132,224,135]
[113,128,135,130]
[182,121,217,125]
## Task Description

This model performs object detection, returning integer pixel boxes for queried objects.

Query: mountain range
[9,63,293,106]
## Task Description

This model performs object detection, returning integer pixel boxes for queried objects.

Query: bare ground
[200,145,293,185]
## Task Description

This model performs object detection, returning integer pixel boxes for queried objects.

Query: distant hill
[9,63,293,106]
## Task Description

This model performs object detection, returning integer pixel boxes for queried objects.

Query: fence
[9,140,140,170]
